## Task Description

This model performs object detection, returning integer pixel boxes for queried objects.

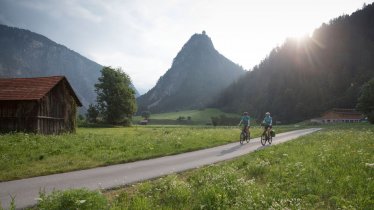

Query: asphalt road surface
[0,128,321,209]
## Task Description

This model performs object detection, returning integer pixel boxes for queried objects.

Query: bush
[36,189,108,210]
[141,111,151,120]
[356,78,374,124]
[211,114,238,126]
[177,116,186,121]
[86,104,99,123]
[367,111,374,124]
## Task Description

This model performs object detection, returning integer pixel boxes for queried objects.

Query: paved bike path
[0,128,321,209]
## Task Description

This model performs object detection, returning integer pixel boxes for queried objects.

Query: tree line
[212,3,374,123]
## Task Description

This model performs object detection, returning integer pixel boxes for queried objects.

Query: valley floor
[1,124,372,209]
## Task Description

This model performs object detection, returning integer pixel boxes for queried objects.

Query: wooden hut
[310,108,364,124]
[0,76,82,134]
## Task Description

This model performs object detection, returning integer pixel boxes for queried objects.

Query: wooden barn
[0,76,82,134]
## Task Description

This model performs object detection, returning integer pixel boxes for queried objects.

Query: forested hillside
[137,32,245,113]
[213,4,374,123]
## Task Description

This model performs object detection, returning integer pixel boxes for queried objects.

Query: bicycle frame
[239,126,250,144]
[261,125,272,146]
[262,126,271,138]
[242,125,249,135]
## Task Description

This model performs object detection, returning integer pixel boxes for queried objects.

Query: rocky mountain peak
[137,31,245,113]
[187,31,214,49]
[172,31,216,68]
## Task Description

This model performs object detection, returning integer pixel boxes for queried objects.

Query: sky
[0,0,372,94]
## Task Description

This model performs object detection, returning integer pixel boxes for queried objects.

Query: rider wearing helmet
[239,112,250,136]
[262,112,272,136]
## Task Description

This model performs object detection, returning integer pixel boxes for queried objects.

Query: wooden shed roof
[330,108,362,115]
[321,108,363,120]
[0,76,82,106]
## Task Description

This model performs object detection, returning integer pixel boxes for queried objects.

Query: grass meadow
[0,125,296,181]
[132,108,241,125]
[102,124,373,209]
[2,124,373,209]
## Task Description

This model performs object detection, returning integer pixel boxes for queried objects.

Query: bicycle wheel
[246,132,250,143]
[268,136,272,144]
[240,132,245,144]
[261,135,266,146]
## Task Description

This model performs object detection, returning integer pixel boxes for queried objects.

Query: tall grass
[36,189,108,210]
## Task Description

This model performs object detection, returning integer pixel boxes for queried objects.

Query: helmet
[243,112,248,115]
[266,112,270,115]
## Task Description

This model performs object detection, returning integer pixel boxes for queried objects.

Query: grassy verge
[0,125,296,181]
[104,124,373,209]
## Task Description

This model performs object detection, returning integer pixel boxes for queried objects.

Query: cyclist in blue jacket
[262,112,272,137]
[239,112,250,138]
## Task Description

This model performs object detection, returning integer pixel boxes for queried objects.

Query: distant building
[139,119,148,125]
[310,108,364,124]
[0,76,82,134]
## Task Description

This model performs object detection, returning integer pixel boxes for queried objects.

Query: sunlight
[287,27,311,40]
[279,12,314,45]
[293,34,310,44]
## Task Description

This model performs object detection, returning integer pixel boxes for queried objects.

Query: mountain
[0,24,139,110]
[137,31,245,113]
[213,3,374,123]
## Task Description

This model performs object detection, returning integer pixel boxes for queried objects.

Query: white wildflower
[365,163,374,168]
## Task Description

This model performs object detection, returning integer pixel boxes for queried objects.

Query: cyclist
[238,112,250,139]
[262,112,272,138]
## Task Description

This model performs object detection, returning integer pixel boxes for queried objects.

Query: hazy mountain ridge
[0,24,139,109]
[213,3,374,123]
[137,32,245,113]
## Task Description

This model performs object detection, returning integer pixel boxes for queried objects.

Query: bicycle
[261,126,272,146]
[240,126,250,144]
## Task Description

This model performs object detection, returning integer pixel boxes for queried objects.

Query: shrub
[177,116,186,121]
[141,111,151,120]
[36,189,108,210]
[356,78,374,124]
[211,114,238,126]
[86,104,99,123]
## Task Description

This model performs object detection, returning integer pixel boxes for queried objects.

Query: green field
[0,125,296,181]
[100,124,373,209]
[133,108,241,125]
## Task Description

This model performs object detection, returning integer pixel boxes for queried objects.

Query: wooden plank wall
[0,101,38,133]
[0,80,78,134]
[37,80,77,134]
